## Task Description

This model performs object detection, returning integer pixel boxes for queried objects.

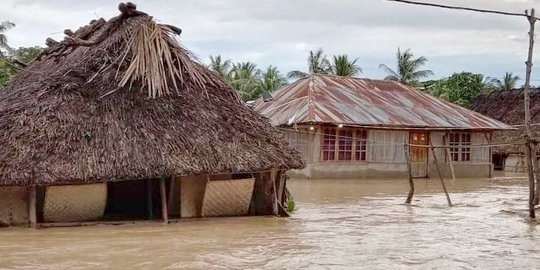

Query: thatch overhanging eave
[471,89,540,155]
[0,3,304,186]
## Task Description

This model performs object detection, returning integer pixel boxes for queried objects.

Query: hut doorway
[104,180,163,220]
[492,153,506,171]
[410,131,429,178]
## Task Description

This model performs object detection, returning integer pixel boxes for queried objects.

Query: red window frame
[322,126,367,161]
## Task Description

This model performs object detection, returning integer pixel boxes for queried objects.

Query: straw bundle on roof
[0,3,304,186]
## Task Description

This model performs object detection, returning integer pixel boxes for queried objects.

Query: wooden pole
[430,143,452,206]
[28,186,37,228]
[404,142,414,204]
[524,9,537,217]
[270,169,279,216]
[159,177,168,224]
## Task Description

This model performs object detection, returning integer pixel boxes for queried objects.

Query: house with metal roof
[252,74,513,179]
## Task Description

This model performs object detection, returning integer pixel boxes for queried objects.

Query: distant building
[253,74,512,179]
[471,89,540,172]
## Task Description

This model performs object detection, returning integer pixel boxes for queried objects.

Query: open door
[410,131,429,178]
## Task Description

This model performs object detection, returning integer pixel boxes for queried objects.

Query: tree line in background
[0,20,527,107]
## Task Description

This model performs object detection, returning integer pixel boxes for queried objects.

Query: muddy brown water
[0,173,539,269]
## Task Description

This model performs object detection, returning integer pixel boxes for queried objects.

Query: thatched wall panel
[43,183,106,222]
[0,187,28,226]
[201,178,254,217]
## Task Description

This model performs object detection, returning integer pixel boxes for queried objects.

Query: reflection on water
[0,173,539,269]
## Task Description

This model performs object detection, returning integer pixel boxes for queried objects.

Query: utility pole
[523,9,537,218]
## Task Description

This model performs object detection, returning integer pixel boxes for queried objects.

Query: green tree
[0,46,42,90]
[491,72,520,91]
[379,48,433,85]
[0,21,15,56]
[208,55,232,79]
[230,61,261,101]
[329,54,362,77]
[287,48,330,79]
[430,72,492,108]
[257,65,287,96]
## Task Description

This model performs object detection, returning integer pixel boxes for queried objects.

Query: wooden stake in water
[404,142,414,204]
[430,143,452,206]
[523,9,537,218]
[160,177,168,224]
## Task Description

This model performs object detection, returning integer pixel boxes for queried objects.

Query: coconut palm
[0,21,15,56]
[379,48,433,85]
[229,61,261,101]
[208,55,232,79]
[329,54,362,77]
[287,48,330,79]
[258,65,287,94]
[492,72,520,91]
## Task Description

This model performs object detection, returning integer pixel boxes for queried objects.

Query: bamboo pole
[404,142,414,204]
[430,143,452,206]
[28,186,37,228]
[159,177,168,224]
[524,9,537,218]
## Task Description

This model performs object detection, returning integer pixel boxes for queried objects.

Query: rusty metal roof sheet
[252,74,513,130]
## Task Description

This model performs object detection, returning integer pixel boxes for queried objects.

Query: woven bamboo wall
[43,183,107,223]
[180,175,206,218]
[201,178,255,217]
[0,187,28,226]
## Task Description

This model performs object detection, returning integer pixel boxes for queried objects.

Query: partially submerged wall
[0,187,28,226]
[286,127,493,179]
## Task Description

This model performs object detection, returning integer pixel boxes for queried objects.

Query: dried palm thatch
[0,3,304,186]
[471,89,540,154]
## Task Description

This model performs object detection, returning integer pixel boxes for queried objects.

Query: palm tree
[287,48,330,79]
[379,48,433,85]
[229,61,261,101]
[0,21,15,56]
[208,55,232,79]
[259,65,287,94]
[492,72,520,91]
[329,54,362,77]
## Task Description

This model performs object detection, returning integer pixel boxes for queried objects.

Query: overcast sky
[2,0,539,83]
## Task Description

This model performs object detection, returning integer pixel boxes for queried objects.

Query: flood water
[1,173,539,269]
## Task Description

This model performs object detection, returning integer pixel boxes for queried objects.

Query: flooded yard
[0,174,538,269]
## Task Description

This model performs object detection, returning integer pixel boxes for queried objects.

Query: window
[338,129,353,160]
[322,127,367,161]
[355,130,367,161]
[449,132,471,162]
[322,128,336,161]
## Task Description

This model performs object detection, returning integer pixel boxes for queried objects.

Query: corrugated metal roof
[252,74,513,130]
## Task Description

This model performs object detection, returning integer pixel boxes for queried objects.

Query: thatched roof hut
[0,3,303,187]
[471,89,540,154]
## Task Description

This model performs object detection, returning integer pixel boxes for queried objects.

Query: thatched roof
[0,3,303,186]
[471,89,540,154]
